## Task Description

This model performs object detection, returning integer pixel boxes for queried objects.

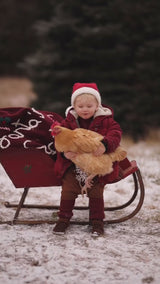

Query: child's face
[74,94,98,119]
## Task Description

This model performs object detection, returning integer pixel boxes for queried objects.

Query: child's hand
[64,151,77,160]
[93,144,106,156]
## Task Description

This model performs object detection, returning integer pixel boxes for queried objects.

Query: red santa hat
[71,82,101,106]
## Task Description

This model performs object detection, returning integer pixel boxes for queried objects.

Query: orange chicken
[51,123,127,195]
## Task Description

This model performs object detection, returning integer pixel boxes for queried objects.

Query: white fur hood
[65,105,112,118]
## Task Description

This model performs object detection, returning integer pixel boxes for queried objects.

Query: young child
[53,82,122,236]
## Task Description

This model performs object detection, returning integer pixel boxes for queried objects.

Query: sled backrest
[113,158,138,183]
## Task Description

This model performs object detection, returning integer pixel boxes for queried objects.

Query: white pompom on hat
[71,82,101,106]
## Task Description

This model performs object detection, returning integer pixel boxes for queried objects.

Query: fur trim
[65,105,112,118]
[71,87,101,106]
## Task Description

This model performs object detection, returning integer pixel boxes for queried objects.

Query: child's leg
[89,197,105,220]
[53,166,81,234]
[87,178,105,235]
[87,178,105,220]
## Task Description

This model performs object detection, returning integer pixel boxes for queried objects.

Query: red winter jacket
[54,105,122,185]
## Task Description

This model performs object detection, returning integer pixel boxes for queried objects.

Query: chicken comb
[51,120,61,128]
[50,120,61,136]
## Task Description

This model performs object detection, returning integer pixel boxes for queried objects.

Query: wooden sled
[0,148,145,226]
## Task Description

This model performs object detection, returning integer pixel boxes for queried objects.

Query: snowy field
[0,140,160,284]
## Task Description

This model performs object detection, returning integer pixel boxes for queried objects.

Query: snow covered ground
[0,140,160,284]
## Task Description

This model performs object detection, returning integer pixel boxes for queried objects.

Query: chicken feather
[52,125,103,153]
[73,129,103,153]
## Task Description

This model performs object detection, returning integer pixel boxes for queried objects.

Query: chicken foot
[81,174,95,197]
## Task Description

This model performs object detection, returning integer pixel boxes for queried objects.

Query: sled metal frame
[0,151,145,226]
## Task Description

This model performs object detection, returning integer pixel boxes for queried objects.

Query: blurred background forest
[0,0,160,139]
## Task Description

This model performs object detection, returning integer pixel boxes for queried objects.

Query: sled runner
[0,147,145,225]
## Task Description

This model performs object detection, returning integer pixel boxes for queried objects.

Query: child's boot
[53,199,75,235]
[53,218,70,235]
[91,219,104,236]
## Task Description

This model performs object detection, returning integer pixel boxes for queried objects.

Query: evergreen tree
[21,0,160,137]
[0,0,52,75]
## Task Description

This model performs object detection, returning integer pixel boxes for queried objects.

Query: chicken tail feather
[109,146,127,162]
